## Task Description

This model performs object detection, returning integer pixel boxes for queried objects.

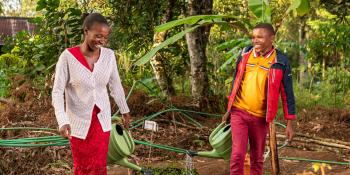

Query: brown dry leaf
[311,123,323,132]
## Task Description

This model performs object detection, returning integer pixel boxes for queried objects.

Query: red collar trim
[253,46,275,58]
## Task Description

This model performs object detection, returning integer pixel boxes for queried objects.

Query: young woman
[52,13,131,175]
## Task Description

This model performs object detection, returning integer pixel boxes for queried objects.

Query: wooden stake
[147,131,153,164]
[276,133,350,150]
[269,122,280,175]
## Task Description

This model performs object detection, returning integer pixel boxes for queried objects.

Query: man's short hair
[253,23,275,35]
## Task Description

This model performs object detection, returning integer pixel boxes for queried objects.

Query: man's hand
[59,124,71,139]
[221,111,230,124]
[285,120,294,142]
[122,113,131,129]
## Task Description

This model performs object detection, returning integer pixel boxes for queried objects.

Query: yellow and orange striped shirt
[233,48,276,117]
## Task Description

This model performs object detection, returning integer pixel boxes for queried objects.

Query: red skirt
[69,106,110,175]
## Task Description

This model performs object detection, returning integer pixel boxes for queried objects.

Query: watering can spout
[116,158,142,171]
[195,123,232,160]
[107,123,145,172]
[197,149,222,158]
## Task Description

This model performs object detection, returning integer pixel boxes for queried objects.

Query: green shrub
[0,53,24,97]
[136,166,198,175]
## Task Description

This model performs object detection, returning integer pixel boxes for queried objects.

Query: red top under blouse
[68,46,100,115]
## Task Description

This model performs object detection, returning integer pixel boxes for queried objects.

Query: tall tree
[0,1,3,15]
[298,17,308,85]
[20,0,38,17]
[1,0,39,17]
[150,0,176,97]
[185,0,213,108]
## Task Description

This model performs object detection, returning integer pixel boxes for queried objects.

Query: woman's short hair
[82,13,108,30]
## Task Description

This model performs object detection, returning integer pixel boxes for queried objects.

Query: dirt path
[270,148,350,175]
[108,148,350,175]
[1,84,350,175]
[107,157,230,175]
[107,148,350,175]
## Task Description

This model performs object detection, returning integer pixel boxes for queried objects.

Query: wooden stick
[276,134,350,150]
[172,111,177,135]
[295,133,350,147]
[269,122,280,175]
[275,131,350,146]
[147,131,153,164]
[0,98,11,105]
[283,142,344,154]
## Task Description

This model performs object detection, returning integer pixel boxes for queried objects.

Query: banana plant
[135,0,311,67]
[248,0,311,23]
[134,15,250,66]
[215,37,251,72]
[248,0,272,22]
[215,0,311,72]
[215,37,302,73]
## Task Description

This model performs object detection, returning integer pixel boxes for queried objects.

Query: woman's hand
[59,124,71,139]
[122,113,131,129]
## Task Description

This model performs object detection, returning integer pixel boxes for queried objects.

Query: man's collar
[253,46,275,58]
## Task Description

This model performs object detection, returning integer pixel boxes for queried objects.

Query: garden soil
[0,77,349,174]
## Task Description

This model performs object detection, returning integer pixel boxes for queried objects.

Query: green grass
[136,166,199,175]
[0,71,10,97]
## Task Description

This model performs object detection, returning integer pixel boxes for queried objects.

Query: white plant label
[144,120,158,132]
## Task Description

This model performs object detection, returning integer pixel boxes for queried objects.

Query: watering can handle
[113,116,130,131]
[114,115,123,122]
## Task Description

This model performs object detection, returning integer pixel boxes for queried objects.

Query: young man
[223,23,296,175]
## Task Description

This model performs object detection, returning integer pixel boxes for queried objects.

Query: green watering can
[107,123,152,175]
[195,122,232,161]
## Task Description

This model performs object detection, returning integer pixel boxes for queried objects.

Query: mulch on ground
[1,76,350,174]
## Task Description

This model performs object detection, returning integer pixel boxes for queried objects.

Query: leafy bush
[294,68,350,110]
[0,71,10,97]
[0,53,24,97]
[136,166,198,175]
[2,0,82,78]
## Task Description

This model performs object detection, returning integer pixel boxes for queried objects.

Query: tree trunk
[322,53,326,80]
[242,0,249,17]
[150,0,176,97]
[185,0,213,108]
[298,18,308,85]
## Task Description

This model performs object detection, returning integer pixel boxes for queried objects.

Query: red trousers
[230,107,268,175]
[69,106,110,175]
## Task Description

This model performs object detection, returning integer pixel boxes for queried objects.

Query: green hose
[1,80,349,166]
[112,80,219,129]
[0,105,218,147]
[130,108,221,129]
[280,157,350,165]
[1,123,349,166]
[177,111,203,128]
[134,140,188,154]
[0,127,69,147]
